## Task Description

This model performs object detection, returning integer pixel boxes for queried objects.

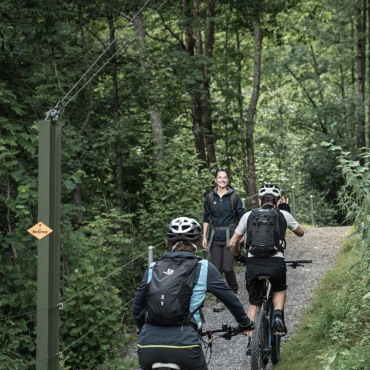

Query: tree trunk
[182,0,217,167]
[133,3,164,161]
[236,28,248,200]
[202,0,217,166]
[183,0,207,165]
[107,7,124,210]
[78,5,94,135]
[368,0,370,152]
[15,0,42,63]
[6,172,19,270]
[356,0,366,160]
[245,7,262,209]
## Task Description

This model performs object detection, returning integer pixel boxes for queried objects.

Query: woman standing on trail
[202,168,245,312]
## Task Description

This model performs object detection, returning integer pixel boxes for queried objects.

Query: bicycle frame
[250,276,276,370]
[250,259,312,370]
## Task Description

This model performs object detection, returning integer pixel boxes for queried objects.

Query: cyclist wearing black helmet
[132,217,254,370]
[229,183,304,353]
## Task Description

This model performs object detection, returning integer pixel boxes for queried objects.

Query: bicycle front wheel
[250,311,268,370]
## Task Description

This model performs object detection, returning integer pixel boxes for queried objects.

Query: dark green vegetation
[276,240,370,370]
[1,0,369,368]
[276,145,370,370]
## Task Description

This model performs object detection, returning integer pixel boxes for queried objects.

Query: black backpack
[246,208,281,257]
[146,257,200,326]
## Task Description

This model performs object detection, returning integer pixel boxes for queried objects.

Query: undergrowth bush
[276,144,370,369]
[276,238,370,370]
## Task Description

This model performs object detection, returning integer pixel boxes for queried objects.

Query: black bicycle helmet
[258,183,281,198]
[166,217,202,243]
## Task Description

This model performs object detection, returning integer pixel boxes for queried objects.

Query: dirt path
[201,226,350,369]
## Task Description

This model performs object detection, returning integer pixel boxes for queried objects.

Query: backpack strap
[230,192,236,215]
[147,261,156,283]
[207,192,214,223]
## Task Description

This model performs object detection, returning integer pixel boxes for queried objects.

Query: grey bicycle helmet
[258,183,281,198]
[166,217,202,243]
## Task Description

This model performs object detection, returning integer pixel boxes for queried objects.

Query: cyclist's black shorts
[245,257,287,305]
[138,346,207,370]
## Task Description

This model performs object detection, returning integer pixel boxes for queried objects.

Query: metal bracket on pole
[45,102,61,123]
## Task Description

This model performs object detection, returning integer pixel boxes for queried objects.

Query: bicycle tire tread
[250,311,268,370]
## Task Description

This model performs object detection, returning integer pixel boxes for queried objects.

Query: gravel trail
[201,226,350,370]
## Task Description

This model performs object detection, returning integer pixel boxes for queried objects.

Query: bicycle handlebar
[200,323,238,340]
[285,259,312,268]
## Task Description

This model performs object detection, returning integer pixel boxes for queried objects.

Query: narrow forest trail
[128,226,350,370]
[200,226,350,369]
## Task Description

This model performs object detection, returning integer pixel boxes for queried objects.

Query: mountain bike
[151,323,239,369]
[250,259,312,370]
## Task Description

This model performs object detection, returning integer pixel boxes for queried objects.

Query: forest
[1,0,370,368]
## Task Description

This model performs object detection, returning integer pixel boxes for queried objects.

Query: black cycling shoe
[273,316,287,336]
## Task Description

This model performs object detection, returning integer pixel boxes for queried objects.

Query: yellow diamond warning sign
[28,222,53,240]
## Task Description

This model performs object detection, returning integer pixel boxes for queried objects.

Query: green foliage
[276,239,370,370]
[323,143,370,267]
[137,134,212,249]
[59,209,137,368]
[0,121,39,368]
[0,0,365,367]
[277,143,370,369]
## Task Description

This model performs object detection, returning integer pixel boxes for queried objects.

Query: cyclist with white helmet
[132,217,254,370]
[229,183,304,353]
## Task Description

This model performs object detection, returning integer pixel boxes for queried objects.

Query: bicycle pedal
[274,331,286,337]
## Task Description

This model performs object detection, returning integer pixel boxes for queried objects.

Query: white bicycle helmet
[166,217,202,243]
[258,183,281,198]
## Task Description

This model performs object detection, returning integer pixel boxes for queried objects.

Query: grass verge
[275,238,370,370]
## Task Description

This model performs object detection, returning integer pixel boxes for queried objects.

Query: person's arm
[293,224,304,237]
[229,211,250,256]
[206,262,252,328]
[202,194,212,248]
[132,270,149,330]
[282,210,304,237]
[229,231,243,256]
[202,222,209,248]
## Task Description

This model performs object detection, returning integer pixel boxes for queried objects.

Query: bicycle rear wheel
[250,311,268,370]
[269,305,281,364]
[271,333,281,364]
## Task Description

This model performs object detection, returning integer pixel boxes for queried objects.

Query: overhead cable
[57,0,169,114]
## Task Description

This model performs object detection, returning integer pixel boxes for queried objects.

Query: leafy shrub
[137,134,211,250]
